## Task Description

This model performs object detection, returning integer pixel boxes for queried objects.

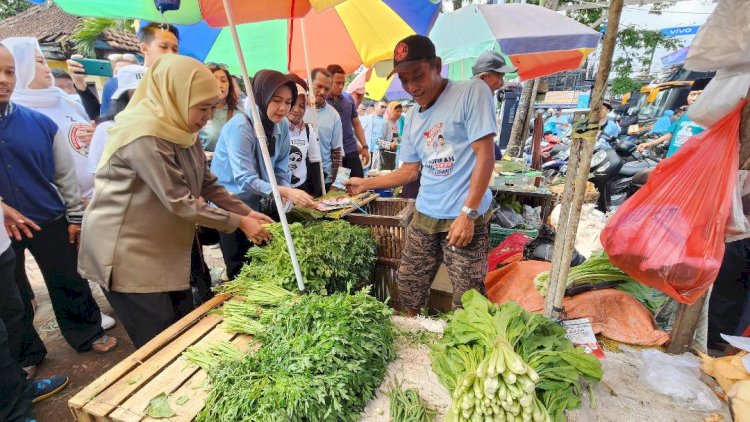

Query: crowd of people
[0,17,517,419]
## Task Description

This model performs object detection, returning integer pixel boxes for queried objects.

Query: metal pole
[221,0,307,293]
[299,17,328,195]
[543,0,625,319]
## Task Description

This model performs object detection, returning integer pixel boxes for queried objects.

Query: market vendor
[346,35,496,314]
[78,55,273,348]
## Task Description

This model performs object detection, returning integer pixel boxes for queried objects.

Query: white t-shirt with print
[400,79,496,219]
[289,123,322,188]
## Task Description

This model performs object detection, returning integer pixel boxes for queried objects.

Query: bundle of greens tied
[218,220,375,295]
[184,286,396,422]
[534,251,633,297]
[430,290,602,422]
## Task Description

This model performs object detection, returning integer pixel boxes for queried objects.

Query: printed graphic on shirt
[422,123,455,177]
[68,122,90,156]
[673,121,696,150]
[289,145,303,186]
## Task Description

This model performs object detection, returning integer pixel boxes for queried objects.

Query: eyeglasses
[108,53,137,63]
[206,62,229,71]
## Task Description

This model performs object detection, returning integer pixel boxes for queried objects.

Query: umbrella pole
[221,0,307,294]
[543,0,624,319]
[299,17,328,195]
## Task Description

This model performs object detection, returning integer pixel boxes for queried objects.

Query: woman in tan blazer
[79,54,272,348]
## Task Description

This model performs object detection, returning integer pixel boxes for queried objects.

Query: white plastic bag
[639,349,723,411]
[726,170,750,241]
[689,63,750,127]
[686,0,750,71]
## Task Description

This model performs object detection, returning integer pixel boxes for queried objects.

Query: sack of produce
[601,102,744,304]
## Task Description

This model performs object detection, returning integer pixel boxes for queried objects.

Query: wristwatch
[461,206,480,220]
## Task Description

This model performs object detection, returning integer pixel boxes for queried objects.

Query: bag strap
[236,110,267,184]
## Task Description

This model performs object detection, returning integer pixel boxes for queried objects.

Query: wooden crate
[345,198,415,266]
[68,294,248,422]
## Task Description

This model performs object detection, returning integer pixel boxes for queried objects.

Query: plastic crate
[489,224,538,248]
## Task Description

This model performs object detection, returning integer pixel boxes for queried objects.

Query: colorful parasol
[175,0,441,76]
[429,3,601,81]
[53,0,347,25]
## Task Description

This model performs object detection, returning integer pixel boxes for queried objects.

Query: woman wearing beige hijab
[79,54,272,348]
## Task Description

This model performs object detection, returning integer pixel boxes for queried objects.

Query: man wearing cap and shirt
[637,77,711,157]
[545,107,572,136]
[472,50,515,93]
[346,35,496,314]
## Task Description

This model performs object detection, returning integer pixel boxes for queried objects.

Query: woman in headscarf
[78,55,272,348]
[373,101,403,171]
[287,83,324,196]
[3,38,95,204]
[199,63,242,153]
[649,109,675,136]
[211,70,315,279]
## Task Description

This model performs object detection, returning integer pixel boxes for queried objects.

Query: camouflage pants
[398,223,489,310]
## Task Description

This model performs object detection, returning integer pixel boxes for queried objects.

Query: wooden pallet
[68,294,248,422]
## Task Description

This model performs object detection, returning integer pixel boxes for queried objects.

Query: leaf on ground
[146,393,175,418]
[126,375,142,385]
[176,395,190,406]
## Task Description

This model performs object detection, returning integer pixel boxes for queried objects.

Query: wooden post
[506,80,537,157]
[544,0,625,319]
[666,86,750,353]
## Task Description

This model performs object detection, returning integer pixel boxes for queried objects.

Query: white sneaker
[101,312,116,330]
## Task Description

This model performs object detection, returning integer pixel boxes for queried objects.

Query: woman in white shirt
[287,84,323,196]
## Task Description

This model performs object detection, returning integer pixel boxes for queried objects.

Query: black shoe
[25,375,69,403]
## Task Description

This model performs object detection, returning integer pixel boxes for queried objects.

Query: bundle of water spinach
[185,288,396,422]
[431,290,602,422]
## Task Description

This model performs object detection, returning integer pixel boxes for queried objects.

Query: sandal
[91,335,119,354]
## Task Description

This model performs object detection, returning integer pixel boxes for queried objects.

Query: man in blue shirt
[346,35,496,315]
[308,68,344,185]
[327,64,370,178]
[545,107,572,136]
[599,102,620,140]
[363,100,387,154]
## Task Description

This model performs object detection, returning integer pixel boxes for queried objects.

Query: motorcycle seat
[619,163,648,177]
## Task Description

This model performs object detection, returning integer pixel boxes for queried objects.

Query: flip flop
[91,335,119,354]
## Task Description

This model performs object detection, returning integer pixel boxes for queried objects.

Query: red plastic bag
[601,101,745,304]
[487,233,533,271]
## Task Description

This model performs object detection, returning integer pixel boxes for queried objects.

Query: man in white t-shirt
[346,35,496,315]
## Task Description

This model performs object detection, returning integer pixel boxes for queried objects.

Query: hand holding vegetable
[279,186,314,207]
[238,215,271,244]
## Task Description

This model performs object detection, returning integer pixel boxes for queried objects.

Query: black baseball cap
[387,35,437,78]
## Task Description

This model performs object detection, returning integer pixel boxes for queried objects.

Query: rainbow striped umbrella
[430,3,600,81]
[176,0,440,76]
[54,0,347,25]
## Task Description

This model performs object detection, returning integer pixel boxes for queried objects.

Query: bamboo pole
[221,0,307,293]
[543,0,625,319]
[299,18,328,195]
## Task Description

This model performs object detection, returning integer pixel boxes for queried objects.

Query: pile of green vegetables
[185,286,396,421]
[534,251,633,297]
[388,380,436,422]
[534,251,667,313]
[431,290,602,422]
[219,220,375,295]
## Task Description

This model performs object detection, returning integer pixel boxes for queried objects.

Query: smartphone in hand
[72,58,113,77]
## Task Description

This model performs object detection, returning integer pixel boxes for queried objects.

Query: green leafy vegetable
[185,288,396,422]
[534,251,634,296]
[615,280,668,314]
[219,221,375,295]
[431,290,602,422]
[176,395,190,406]
[146,393,175,418]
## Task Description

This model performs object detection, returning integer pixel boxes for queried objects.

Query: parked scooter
[591,139,660,212]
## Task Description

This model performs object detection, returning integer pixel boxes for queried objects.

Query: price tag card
[562,318,605,360]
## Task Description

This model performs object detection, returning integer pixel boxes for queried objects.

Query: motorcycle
[591,138,661,212]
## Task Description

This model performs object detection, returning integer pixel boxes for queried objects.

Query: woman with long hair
[79,55,272,348]
[200,63,241,152]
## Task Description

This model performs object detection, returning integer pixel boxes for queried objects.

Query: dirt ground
[26,247,732,422]
[27,246,226,422]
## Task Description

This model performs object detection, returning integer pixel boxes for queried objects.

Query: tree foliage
[0,0,32,20]
[609,26,682,94]
[70,17,135,58]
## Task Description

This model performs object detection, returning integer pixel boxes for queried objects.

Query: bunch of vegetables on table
[431,290,602,422]
[220,220,375,295]
[186,285,396,421]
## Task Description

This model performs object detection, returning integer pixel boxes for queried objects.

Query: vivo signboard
[660,26,701,37]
